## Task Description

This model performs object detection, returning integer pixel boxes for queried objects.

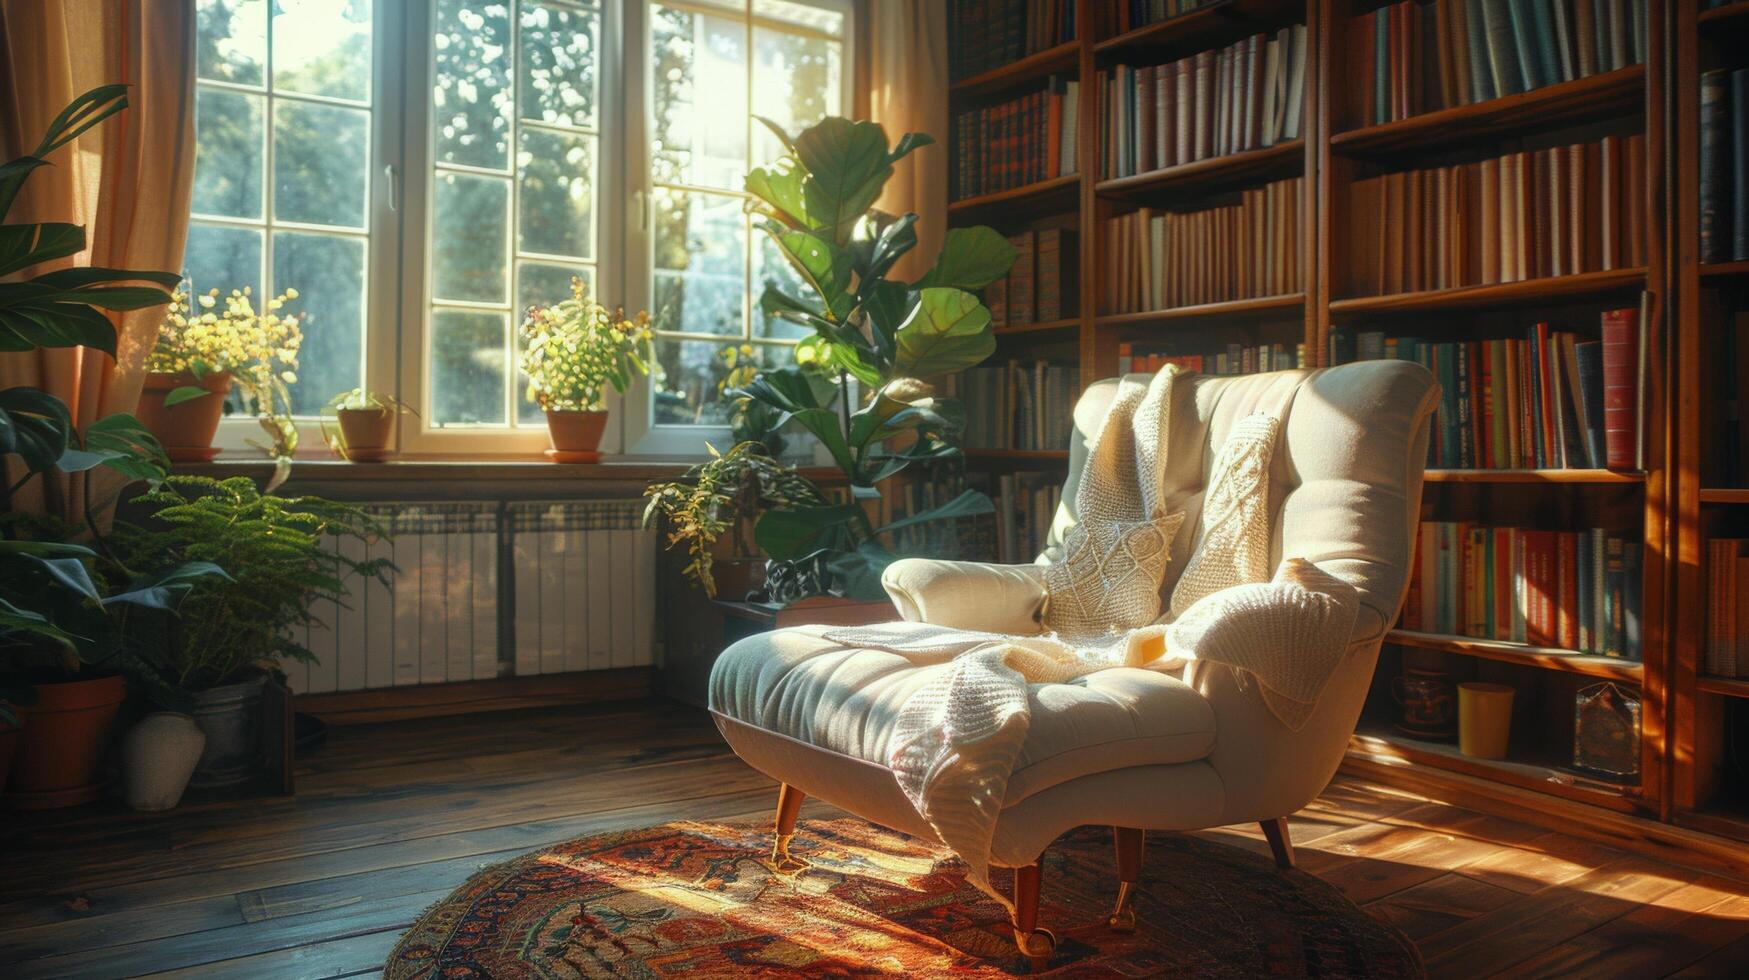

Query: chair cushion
[709,625,1218,805]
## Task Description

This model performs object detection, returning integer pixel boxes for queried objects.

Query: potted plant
[643,441,831,600]
[729,116,1016,598]
[139,285,304,485]
[320,388,414,462]
[518,278,654,462]
[113,476,386,787]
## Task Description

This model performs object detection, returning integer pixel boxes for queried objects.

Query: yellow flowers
[518,278,654,412]
[150,286,304,397]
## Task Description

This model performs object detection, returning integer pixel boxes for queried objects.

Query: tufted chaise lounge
[709,361,1439,966]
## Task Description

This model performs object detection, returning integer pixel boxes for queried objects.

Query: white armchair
[708,361,1439,967]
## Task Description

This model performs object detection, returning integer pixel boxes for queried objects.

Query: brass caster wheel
[763,833,809,875]
[1108,881,1137,932]
[1014,926,1056,971]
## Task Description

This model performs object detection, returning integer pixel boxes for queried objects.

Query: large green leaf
[22,554,100,601]
[764,224,854,321]
[57,412,170,486]
[105,560,231,611]
[793,118,892,245]
[744,157,812,230]
[0,386,73,473]
[886,131,935,167]
[0,597,80,653]
[755,503,864,561]
[876,489,995,537]
[855,212,919,289]
[0,222,85,278]
[33,266,183,290]
[911,226,1017,291]
[893,287,995,378]
[0,85,127,219]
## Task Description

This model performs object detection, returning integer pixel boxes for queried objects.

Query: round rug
[386,818,1424,978]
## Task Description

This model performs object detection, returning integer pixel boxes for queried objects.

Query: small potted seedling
[321,388,415,462]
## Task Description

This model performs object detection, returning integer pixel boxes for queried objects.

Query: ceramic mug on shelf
[1392,667,1457,738]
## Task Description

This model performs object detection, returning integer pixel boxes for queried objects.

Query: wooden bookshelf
[1348,729,1642,814]
[1093,292,1307,327]
[947,175,1080,222]
[949,40,1079,99]
[1095,140,1304,200]
[1422,468,1645,484]
[1387,630,1644,683]
[1328,268,1650,316]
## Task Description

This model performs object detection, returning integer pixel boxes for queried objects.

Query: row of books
[1115,1,1220,34]
[1098,26,1308,180]
[1699,68,1749,264]
[1403,522,1644,660]
[1716,311,1749,487]
[991,473,1062,564]
[1705,538,1749,679]
[1330,306,1647,471]
[988,229,1075,326]
[1103,177,1304,313]
[953,79,1079,200]
[946,361,1082,452]
[1352,0,1645,128]
[1117,341,1307,376]
[880,472,985,560]
[1346,135,1647,297]
[948,0,1077,81]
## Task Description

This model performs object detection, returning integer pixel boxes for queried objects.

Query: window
[184,0,850,455]
[632,0,849,448]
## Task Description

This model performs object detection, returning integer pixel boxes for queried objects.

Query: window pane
[432,172,509,303]
[751,228,812,340]
[650,5,748,190]
[517,130,596,259]
[192,89,265,219]
[273,101,369,228]
[433,0,513,169]
[754,0,843,35]
[752,26,840,165]
[432,310,507,425]
[273,231,364,414]
[272,0,372,102]
[654,338,785,426]
[197,0,267,86]
[516,262,597,424]
[519,1,599,128]
[653,189,745,336]
[183,223,263,299]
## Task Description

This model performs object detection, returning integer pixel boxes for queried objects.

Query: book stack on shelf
[880,471,994,561]
[1699,66,1749,263]
[948,360,1081,451]
[949,0,1077,81]
[1103,177,1303,312]
[1406,521,1643,659]
[953,79,1079,200]
[1118,341,1305,375]
[1346,136,1647,296]
[1097,25,1307,179]
[988,229,1077,327]
[1329,306,1646,470]
[1352,0,1646,125]
[1706,539,1749,681]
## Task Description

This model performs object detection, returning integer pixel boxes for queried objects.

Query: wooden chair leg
[766,784,808,874]
[1261,817,1295,869]
[1109,827,1145,931]
[1012,862,1056,971]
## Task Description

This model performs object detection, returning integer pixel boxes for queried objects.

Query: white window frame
[620,0,857,457]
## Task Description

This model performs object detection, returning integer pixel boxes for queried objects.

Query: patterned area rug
[386,818,1423,978]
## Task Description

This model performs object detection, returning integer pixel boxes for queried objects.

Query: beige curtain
[868,0,949,282]
[0,0,196,515]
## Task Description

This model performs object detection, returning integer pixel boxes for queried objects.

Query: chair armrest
[881,558,1047,634]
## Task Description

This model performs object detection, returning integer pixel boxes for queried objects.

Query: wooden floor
[2,700,1747,978]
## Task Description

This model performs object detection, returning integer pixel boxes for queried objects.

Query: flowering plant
[518,279,654,412]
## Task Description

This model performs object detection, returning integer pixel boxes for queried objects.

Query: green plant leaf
[0,597,80,653]
[765,225,854,321]
[793,118,892,245]
[911,226,1017,291]
[754,503,863,561]
[825,540,895,600]
[65,412,170,486]
[857,212,918,288]
[23,554,101,601]
[163,385,213,408]
[33,266,183,290]
[0,386,73,473]
[104,560,231,610]
[34,285,174,311]
[0,222,85,278]
[886,131,935,166]
[876,489,995,537]
[893,287,996,378]
[0,290,120,354]
[744,157,812,230]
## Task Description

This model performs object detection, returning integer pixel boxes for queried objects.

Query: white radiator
[284,500,655,695]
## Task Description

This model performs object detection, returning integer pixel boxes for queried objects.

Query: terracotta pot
[122,711,206,811]
[3,674,126,810]
[336,406,395,462]
[544,409,608,463]
[137,371,233,462]
[0,713,19,796]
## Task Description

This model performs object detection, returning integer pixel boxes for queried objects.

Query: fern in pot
[114,476,387,787]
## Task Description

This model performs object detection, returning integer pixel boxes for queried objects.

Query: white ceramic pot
[122,711,206,811]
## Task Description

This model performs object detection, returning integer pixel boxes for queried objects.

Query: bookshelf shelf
[1348,730,1641,813]
[1697,675,1749,699]
[1094,0,1304,61]
[1422,469,1645,484]
[1096,140,1304,201]
[1328,268,1649,317]
[1700,488,1749,503]
[1698,259,1749,279]
[1387,630,1644,683]
[1330,66,1646,160]
[994,317,1079,337]
[948,175,1080,224]
[1095,293,1305,327]
[1698,0,1749,28]
[949,40,1079,100]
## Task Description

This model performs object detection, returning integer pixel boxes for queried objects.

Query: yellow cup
[1458,682,1515,759]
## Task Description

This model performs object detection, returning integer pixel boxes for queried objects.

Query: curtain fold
[0,0,197,515]
[868,0,949,283]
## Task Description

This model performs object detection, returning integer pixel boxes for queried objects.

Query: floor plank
[0,699,1744,978]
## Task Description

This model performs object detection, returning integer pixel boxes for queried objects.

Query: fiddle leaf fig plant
[734,116,1015,598]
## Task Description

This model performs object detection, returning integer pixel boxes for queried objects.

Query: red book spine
[1523,530,1556,647]
[1557,531,1579,650]
[1601,306,1638,470]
